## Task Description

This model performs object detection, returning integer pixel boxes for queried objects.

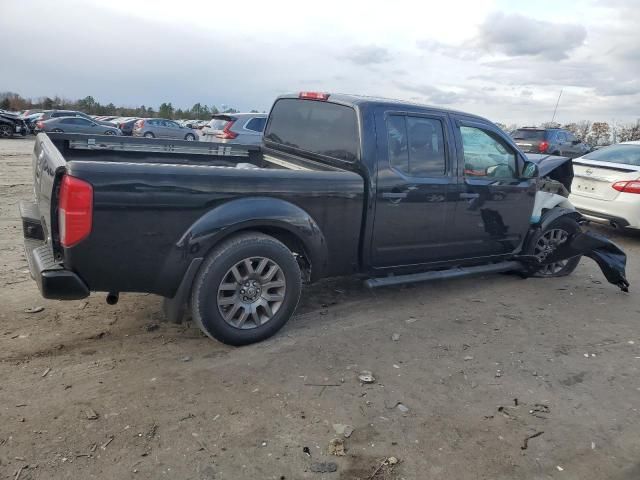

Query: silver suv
[201,113,266,145]
[133,118,198,141]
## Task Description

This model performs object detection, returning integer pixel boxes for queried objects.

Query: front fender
[178,197,329,279]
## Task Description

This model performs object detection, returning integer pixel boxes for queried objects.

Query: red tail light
[613,181,640,194]
[216,120,238,139]
[58,175,93,247]
[538,141,549,153]
[299,91,329,101]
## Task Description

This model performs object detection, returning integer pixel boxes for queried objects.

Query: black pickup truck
[21,92,628,345]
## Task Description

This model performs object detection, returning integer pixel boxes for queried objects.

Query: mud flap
[520,231,629,292]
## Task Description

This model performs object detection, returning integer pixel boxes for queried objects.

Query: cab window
[386,115,446,177]
[460,126,517,178]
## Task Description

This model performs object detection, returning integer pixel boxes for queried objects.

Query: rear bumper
[569,193,640,229]
[21,200,89,300]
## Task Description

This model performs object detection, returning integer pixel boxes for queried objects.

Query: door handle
[459,193,480,199]
[382,192,408,199]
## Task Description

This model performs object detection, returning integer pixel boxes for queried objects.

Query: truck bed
[30,133,365,297]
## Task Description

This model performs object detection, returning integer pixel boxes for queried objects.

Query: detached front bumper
[21,200,89,300]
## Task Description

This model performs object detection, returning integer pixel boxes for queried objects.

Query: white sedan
[570,141,640,229]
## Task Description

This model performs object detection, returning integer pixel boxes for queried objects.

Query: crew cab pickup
[21,92,629,345]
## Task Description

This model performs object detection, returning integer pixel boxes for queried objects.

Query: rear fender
[160,197,329,322]
[178,196,328,279]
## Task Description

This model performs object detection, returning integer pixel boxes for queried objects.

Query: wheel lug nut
[240,289,245,294]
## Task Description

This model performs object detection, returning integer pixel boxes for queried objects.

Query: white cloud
[0,0,638,124]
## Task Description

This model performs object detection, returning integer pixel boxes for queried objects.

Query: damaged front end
[520,154,630,292]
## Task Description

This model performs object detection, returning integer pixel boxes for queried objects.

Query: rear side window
[265,99,359,162]
[512,129,545,140]
[245,117,266,132]
[386,115,446,176]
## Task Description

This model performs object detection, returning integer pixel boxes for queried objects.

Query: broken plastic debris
[358,370,375,384]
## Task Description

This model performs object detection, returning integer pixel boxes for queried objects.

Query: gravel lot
[1,137,639,480]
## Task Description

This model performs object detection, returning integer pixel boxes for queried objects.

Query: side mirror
[572,139,581,145]
[521,161,539,179]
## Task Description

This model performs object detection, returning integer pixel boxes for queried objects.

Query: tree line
[0,92,261,120]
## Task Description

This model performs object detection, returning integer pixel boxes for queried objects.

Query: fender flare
[178,197,329,276]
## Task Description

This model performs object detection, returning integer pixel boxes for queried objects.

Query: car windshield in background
[265,99,359,162]
[512,129,545,140]
[582,144,640,166]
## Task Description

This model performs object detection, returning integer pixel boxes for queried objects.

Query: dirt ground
[1,137,639,480]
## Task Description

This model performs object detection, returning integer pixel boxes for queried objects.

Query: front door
[449,118,536,259]
[370,111,457,268]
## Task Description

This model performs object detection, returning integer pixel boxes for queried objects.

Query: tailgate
[32,133,67,239]
[572,160,640,201]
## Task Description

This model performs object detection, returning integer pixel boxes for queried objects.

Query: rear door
[449,117,536,259]
[164,120,181,139]
[71,117,97,134]
[370,109,457,267]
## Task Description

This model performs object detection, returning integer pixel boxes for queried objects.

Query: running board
[364,261,525,289]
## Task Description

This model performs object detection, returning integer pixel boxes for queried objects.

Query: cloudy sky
[1,0,638,124]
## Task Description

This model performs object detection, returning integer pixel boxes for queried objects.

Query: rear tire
[527,215,581,277]
[143,132,155,138]
[105,130,116,135]
[185,133,196,141]
[192,232,302,346]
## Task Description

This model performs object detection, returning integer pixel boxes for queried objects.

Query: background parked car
[511,127,591,158]
[200,113,267,145]
[570,141,640,229]
[22,112,44,134]
[36,116,122,136]
[0,111,28,138]
[132,118,198,140]
[39,110,117,128]
[114,117,139,136]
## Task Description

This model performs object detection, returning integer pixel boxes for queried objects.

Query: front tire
[105,130,116,135]
[527,215,581,277]
[0,124,12,138]
[143,132,155,138]
[185,133,196,141]
[192,232,302,346]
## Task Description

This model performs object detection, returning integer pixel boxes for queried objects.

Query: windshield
[512,129,545,140]
[582,144,640,166]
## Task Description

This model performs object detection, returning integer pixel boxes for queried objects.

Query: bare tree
[587,122,611,146]
[618,121,640,142]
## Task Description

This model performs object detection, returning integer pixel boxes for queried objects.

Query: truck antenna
[551,89,563,124]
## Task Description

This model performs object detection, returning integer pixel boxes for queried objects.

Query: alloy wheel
[534,228,569,275]
[217,257,286,329]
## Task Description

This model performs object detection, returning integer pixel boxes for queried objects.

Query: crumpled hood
[526,154,572,177]
[527,153,574,192]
